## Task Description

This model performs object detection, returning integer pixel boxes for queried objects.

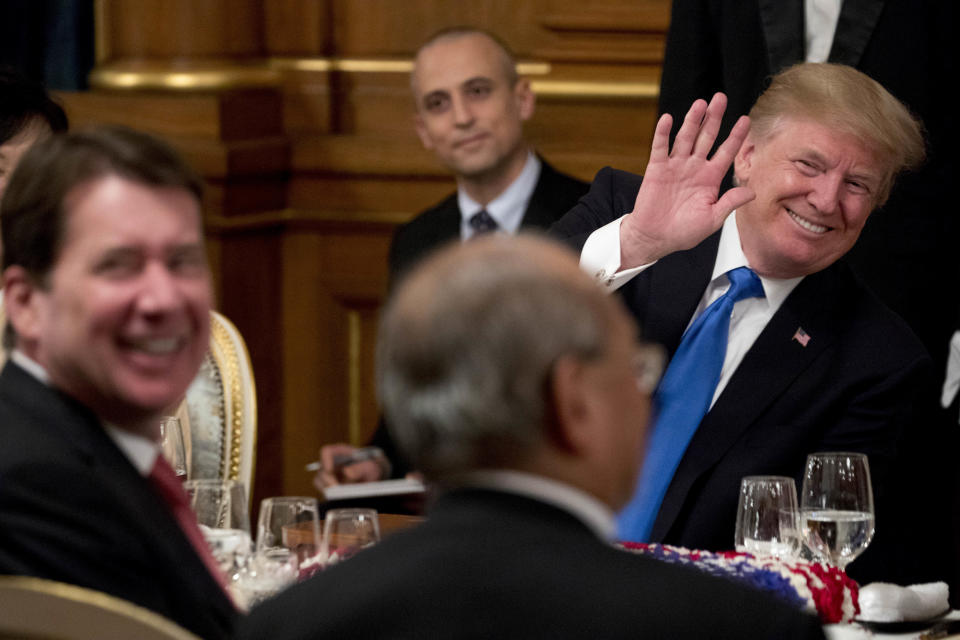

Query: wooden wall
[59,0,670,505]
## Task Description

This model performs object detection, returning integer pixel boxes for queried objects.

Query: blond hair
[750,63,925,204]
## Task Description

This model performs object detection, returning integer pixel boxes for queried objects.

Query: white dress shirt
[10,348,160,475]
[456,469,617,542]
[458,152,541,240]
[805,0,844,63]
[580,213,803,406]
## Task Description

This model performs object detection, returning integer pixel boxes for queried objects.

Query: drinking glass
[256,497,323,568]
[185,479,250,532]
[159,416,188,480]
[233,548,299,611]
[321,508,381,566]
[184,479,252,581]
[734,475,801,558]
[799,452,875,569]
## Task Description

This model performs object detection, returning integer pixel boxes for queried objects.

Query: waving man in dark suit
[553,62,929,583]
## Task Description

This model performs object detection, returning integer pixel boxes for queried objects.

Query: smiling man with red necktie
[0,126,236,639]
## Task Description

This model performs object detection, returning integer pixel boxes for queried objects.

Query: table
[283,513,424,548]
[826,611,960,640]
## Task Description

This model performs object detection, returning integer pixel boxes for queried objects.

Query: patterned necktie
[468,209,499,235]
[617,266,765,541]
[148,455,232,597]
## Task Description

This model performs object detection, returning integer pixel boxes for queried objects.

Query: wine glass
[255,497,323,573]
[159,416,188,480]
[234,497,321,609]
[734,475,801,559]
[321,508,380,566]
[799,452,875,569]
[184,479,252,582]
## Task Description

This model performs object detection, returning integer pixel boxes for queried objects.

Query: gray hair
[377,234,613,479]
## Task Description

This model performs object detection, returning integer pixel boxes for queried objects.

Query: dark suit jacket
[552,167,932,584]
[240,487,825,640]
[0,362,236,639]
[374,160,589,480]
[388,159,589,285]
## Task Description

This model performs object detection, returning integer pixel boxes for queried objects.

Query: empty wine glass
[184,479,252,582]
[800,452,875,570]
[256,497,323,571]
[159,416,188,480]
[734,475,800,559]
[321,508,380,566]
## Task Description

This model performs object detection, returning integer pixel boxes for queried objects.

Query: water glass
[160,416,188,480]
[185,479,250,532]
[232,548,299,611]
[799,452,875,570]
[256,497,323,568]
[321,508,380,566]
[734,475,800,559]
[185,479,252,580]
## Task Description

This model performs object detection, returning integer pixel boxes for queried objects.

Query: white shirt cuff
[579,215,651,292]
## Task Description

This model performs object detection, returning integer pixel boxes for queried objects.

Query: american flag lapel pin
[792,327,811,347]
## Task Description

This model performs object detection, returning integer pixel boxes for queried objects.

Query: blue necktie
[617,266,765,542]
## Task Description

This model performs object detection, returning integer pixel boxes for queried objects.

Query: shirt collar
[10,349,49,384]
[458,152,541,238]
[714,212,804,310]
[103,423,160,476]
[10,349,159,476]
[455,469,617,542]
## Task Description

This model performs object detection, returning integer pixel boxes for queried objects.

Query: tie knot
[725,267,764,303]
[468,209,499,234]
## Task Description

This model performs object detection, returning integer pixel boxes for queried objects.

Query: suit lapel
[0,364,235,625]
[641,233,720,355]
[758,0,804,73]
[437,196,463,243]
[829,0,885,66]
[651,262,849,540]
[520,156,573,229]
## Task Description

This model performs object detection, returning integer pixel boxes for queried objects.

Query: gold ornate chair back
[177,310,257,501]
[0,576,201,639]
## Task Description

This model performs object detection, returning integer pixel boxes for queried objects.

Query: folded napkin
[857,582,949,622]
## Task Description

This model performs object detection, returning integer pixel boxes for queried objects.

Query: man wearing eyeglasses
[240,234,825,640]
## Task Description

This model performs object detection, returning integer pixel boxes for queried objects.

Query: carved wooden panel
[79,0,671,499]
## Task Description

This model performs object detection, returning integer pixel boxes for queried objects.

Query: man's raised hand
[619,93,755,268]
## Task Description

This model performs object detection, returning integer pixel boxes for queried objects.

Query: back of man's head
[749,63,924,205]
[378,235,618,480]
[0,68,68,145]
[1,124,203,282]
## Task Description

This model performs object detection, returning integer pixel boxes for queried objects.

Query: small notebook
[322,477,425,501]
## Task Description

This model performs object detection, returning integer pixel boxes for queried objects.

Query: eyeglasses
[632,343,666,395]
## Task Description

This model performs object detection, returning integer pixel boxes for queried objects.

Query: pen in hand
[305,446,384,473]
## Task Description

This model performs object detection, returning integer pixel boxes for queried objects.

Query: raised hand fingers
[648,112,674,164]
[693,93,728,157]
[710,114,751,172]
[714,185,756,222]
[671,98,708,157]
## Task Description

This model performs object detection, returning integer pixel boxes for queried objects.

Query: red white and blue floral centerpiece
[622,543,860,623]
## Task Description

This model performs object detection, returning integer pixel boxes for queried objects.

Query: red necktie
[148,455,232,596]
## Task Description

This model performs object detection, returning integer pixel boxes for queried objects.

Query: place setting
[180,483,384,611]
[733,452,951,638]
